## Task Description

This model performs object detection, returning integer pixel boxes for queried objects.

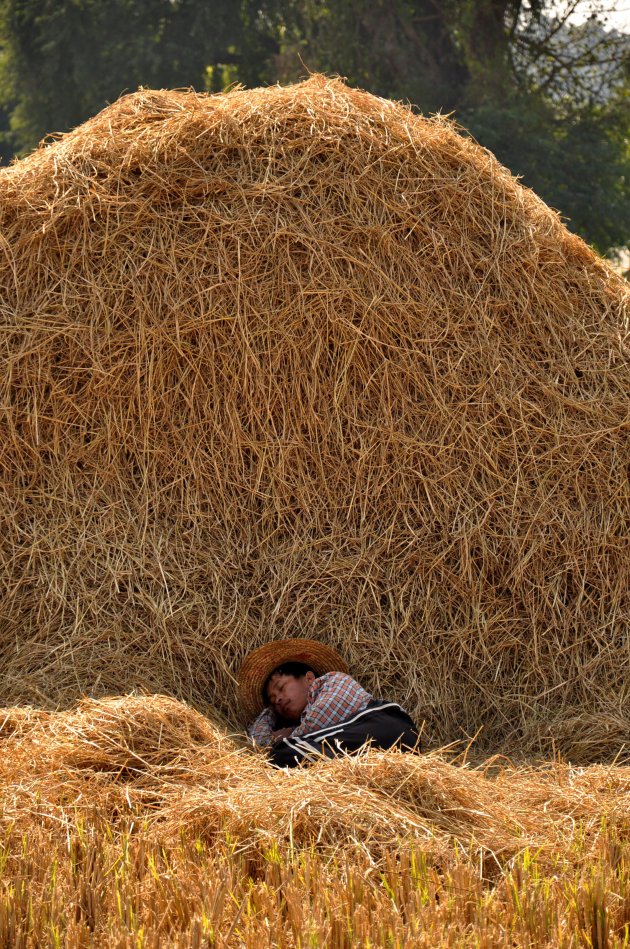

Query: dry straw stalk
[1,695,629,945]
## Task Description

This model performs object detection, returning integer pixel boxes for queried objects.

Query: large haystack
[0,76,628,756]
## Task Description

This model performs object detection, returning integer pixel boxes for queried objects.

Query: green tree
[275,0,469,112]
[467,94,630,251]
[0,103,12,163]
[0,0,280,153]
[0,0,627,251]
[276,0,630,253]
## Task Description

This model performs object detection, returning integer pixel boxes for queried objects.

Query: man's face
[265,671,315,721]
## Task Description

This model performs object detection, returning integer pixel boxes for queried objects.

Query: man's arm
[247,707,277,747]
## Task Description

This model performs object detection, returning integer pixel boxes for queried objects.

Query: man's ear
[304,670,316,685]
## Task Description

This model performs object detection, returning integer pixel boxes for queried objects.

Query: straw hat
[237,638,348,722]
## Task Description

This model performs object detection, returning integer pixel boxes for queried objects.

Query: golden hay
[0,695,628,947]
[0,76,628,756]
[1,695,629,873]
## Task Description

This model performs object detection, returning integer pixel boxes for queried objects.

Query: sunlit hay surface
[0,76,628,755]
[1,696,628,866]
[0,696,629,946]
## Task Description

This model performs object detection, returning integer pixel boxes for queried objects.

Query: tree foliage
[277,0,630,252]
[0,0,279,148]
[0,0,627,252]
[466,93,630,251]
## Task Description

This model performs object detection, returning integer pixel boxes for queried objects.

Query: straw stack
[0,76,628,757]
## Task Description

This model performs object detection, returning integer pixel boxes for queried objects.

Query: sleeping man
[237,639,420,767]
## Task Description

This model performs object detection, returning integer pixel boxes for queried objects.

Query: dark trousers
[268,700,420,768]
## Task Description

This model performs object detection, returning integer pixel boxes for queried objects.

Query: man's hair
[262,662,316,703]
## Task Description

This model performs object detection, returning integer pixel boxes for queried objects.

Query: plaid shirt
[248,672,373,748]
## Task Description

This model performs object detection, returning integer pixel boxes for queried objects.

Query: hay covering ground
[1,694,629,869]
[2,695,630,945]
[0,76,628,756]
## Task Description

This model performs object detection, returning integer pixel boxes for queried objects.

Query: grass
[0,818,629,946]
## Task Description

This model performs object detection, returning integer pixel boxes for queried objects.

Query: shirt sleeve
[290,672,372,739]
[247,706,277,747]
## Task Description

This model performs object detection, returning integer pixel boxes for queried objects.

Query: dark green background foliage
[0,0,628,252]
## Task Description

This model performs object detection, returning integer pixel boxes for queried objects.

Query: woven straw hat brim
[237,638,348,722]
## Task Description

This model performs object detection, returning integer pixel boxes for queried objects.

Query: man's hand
[271,727,294,742]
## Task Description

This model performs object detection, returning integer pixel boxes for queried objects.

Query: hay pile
[0,76,628,756]
[1,695,629,870]
[1,695,628,946]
